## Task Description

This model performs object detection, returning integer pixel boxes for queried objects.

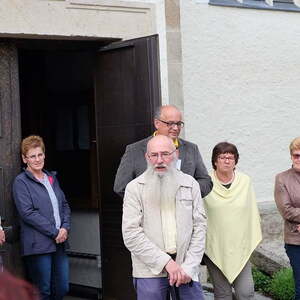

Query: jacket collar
[23,168,56,183]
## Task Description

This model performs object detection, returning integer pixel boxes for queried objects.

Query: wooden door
[94,35,161,300]
[0,43,22,275]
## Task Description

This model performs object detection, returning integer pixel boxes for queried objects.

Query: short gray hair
[154,106,162,120]
[153,105,180,120]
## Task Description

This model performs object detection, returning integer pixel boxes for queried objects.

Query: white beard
[143,159,180,200]
[143,161,180,253]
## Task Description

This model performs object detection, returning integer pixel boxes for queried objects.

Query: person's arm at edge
[113,145,135,198]
[0,229,5,245]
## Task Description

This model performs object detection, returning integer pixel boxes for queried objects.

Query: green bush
[268,268,295,300]
[252,267,271,294]
[252,267,295,299]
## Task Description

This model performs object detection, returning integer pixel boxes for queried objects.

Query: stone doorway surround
[0,0,156,40]
[165,0,184,118]
[0,43,22,276]
[0,0,170,105]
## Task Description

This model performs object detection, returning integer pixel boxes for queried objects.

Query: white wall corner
[194,0,209,4]
[265,0,274,6]
[294,0,300,7]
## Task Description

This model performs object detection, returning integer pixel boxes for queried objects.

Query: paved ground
[65,291,272,300]
[202,283,272,300]
[64,294,94,299]
[65,282,272,300]
[65,295,215,300]
[203,291,272,300]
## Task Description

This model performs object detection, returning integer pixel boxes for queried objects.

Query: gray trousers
[133,277,204,300]
[203,256,254,300]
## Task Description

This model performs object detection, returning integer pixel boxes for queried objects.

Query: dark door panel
[94,35,161,300]
[0,43,22,275]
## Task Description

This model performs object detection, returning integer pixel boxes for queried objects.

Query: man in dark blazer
[114,105,213,198]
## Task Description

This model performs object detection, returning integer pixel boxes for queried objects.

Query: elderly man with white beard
[122,135,207,300]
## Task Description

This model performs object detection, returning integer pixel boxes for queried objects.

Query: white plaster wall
[180,0,300,202]
[0,0,169,103]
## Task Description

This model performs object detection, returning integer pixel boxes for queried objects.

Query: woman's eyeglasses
[218,155,235,161]
[292,153,300,160]
[26,153,45,161]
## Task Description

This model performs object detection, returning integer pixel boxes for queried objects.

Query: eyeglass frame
[217,155,235,162]
[25,153,45,161]
[292,153,300,160]
[147,149,177,161]
[157,119,184,128]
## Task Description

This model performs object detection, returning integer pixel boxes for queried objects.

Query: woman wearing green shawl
[203,142,262,300]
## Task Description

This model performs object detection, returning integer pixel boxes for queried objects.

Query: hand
[297,224,300,232]
[165,260,191,287]
[180,269,192,285]
[55,228,68,244]
[165,259,181,286]
[0,230,5,245]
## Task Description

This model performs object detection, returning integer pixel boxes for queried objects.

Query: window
[209,0,300,12]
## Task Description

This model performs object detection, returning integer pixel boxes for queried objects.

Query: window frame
[209,0,300,12]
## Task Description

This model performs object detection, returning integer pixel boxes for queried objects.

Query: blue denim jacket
[13,169,71,256]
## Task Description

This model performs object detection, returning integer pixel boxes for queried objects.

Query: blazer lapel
[178,139,187,164]
[136,137,151,176]
[141,138,148,153]
[140,137,151,159]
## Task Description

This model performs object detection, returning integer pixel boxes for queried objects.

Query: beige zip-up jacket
[122,170,207,281]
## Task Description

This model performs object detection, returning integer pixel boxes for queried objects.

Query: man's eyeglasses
[292,154,300,160]
[157,119,184,128]
[218,155,235,161]
[147,149,176,161]
[26,153,45,161]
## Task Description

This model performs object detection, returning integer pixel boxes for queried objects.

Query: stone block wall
[252,202,290,275]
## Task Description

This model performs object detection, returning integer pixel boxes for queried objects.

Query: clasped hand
[165,259,191,287]
[55,228,68,244]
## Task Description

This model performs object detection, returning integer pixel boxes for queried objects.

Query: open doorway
[19,48,97,209]
[18,47,103,298]
[13,35,160,300]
